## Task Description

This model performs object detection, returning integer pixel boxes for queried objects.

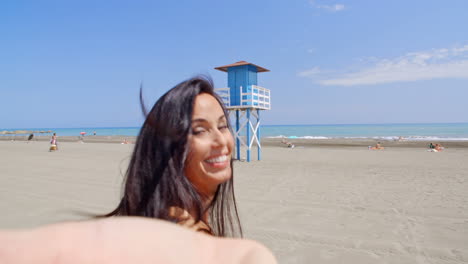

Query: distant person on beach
[93,131,96,136]
[281,138,295,148]
[27,133,34,143]
[121,138,129,144]
[49,133,58,151]
[370,142,384,150]
[428,143,444,152]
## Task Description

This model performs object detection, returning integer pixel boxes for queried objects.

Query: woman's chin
[204,168,232,184]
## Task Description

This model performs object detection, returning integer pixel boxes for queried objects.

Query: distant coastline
[2,123,468,141]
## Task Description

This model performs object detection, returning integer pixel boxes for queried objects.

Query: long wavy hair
[105,76,242,237]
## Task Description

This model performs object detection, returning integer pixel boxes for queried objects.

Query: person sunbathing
[435,143,444,152]
[281,138,295,148]
[428,143,444,152]
[370,142,384,150]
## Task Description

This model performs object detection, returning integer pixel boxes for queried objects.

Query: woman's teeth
[205,155,228,163]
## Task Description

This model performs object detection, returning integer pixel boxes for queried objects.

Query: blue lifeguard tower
[214,61,271,162]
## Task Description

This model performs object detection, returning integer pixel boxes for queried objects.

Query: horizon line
[3,121,468,130]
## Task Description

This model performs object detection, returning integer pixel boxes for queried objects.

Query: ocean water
[261,123,468,141]
[2,123,468,141]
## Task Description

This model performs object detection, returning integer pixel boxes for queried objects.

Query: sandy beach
[1,139,467,263]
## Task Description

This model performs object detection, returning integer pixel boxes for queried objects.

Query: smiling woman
[103,76,242,237]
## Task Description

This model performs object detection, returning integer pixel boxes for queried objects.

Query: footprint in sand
[320,248,338,260]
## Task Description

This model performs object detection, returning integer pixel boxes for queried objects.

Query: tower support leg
[246,109,251,162]
[257,109,261,161]
[236,110,240,161]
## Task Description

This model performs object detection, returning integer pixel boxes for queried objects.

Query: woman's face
[185,93,234,197]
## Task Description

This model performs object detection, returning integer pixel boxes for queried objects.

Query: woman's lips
[204,155,230,169]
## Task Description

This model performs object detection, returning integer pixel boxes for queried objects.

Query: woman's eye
[219,125,228,130]
[192,128,206,135]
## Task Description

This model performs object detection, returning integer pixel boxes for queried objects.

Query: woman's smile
[204,154,230,168]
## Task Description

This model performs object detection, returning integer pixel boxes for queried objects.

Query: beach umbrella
[80,132,87,136]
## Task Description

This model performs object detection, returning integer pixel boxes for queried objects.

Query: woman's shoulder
[168,206,213,235]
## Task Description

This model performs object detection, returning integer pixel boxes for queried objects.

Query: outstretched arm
[0,217,276,264]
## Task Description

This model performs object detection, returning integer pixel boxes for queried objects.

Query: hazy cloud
[317,4,345,12]
[299,45,468,86]
[297,67,321,77]
[309,1,345,12]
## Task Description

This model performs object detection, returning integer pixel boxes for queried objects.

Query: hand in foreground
[0,217,276,264]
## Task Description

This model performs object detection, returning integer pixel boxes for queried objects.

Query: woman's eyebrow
[192,118,207,124]
[192,115,226,123]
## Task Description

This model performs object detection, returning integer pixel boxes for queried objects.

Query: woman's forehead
[192,94,224,118]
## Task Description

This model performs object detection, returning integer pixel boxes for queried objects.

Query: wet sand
[0,139,467,263]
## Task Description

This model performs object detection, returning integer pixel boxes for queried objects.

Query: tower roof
[214,61,270,73]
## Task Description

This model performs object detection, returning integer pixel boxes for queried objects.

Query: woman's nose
[211,129,228,148]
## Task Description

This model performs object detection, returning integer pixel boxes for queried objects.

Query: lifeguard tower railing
[216,85,271,110]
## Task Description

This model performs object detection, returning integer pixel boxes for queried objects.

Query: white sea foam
[265,136,329,139]
[266,135,468,141]
[267,135,288,139]
[401,136,468,141]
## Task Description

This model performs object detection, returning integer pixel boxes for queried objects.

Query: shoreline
[2,135,468,148]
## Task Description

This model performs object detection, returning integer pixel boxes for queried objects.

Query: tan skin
[0,217,277,264]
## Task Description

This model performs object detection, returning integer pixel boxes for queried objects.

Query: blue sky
[1,0,467,128]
